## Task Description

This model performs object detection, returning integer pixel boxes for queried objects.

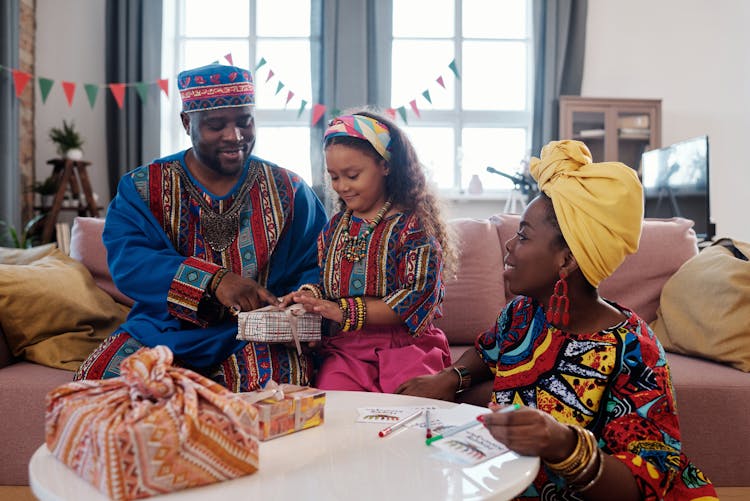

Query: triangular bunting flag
[422,89,432,104]
[265,69,275,83]
[134,82,150,102]
[311,104,327,125]
[297,99,308,118]
[329,108,342,120]
[109,83,126,109]
[38,77,54,103]
[12,70,31,98]
[84,84,99,108]
[285,90,295,106]
[157,78,169,97]
[397,106,408,124]
[255,57,267,71]
[275,81,285,95]
[61,81,76,106]
[409,99,421,118]
[448,59,460,79]
[385,108,397,120]
[436,75,445,88]
[224,53,234,65]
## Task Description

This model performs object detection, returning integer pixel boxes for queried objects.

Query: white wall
[582,0,750,241]
[33,1,750,238]
[35,0,108,219]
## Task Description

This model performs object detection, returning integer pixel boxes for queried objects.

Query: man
[75,63,327,391]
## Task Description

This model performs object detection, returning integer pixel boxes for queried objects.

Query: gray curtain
[531,0,587,156]
[310,0,390,211]
[0,0,20,231]
[105,0,163,198]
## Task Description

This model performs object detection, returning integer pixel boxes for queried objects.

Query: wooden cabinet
[559,96,661,173]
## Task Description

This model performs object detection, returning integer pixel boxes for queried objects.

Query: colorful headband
[177,63,254,113]
[324,115,392,161]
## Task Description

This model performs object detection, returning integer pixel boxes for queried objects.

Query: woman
[397,140,716,500]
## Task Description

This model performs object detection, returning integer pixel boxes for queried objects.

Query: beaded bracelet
[210,268,230,295]
[347,298,357,329]
[338,298,351,331]
[298,283,323,299]
[353,296,367,330]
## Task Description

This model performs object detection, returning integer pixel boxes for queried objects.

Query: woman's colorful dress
[315,210,451,392]
[476,296,717,500]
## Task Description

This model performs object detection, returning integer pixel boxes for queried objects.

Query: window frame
[388,0,534,197]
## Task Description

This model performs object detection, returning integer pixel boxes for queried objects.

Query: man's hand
[394,369,458,402]
[215,272,278,312]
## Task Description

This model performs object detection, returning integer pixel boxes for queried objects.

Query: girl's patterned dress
[314,210,451,393]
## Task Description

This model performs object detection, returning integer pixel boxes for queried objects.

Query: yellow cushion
[0,248,129,371]
[0,243,57,265]
[652,239,750,372]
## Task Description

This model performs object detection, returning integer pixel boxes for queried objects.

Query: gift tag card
[356,405,438,424]
[429,423,512,465]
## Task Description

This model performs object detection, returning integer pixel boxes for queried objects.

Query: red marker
[378,410,423,437]
[425,409,433,439]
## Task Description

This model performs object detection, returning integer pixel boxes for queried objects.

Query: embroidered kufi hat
[178,63,254,113]
[529,140,644,287]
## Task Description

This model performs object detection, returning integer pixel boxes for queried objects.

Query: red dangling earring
[546,272,570,327]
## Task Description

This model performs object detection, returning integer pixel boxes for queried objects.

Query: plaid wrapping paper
[45,346,260,501]
[239,383,326,441]
[237,304,322,348]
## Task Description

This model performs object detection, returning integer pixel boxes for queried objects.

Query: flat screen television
[640,135,714,241]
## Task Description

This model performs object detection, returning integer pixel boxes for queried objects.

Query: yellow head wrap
[529,140,644,287]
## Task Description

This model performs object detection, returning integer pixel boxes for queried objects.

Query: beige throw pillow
[0,248,129,371]
[651,239,750,372]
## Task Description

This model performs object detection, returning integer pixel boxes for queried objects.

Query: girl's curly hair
[324,108,457,276]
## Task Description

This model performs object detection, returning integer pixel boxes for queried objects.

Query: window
[391,0,533,194]
[161,0,533,195]
[161,0,314,185]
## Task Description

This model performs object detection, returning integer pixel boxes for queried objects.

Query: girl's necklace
[339,199,392,262]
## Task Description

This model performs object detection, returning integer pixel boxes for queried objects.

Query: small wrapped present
[239,382,326,441]
[45,346,260,501]
[237,304,322,354]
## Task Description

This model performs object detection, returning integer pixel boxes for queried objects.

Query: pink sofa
[435,214,750,487]
[0,215,748,486]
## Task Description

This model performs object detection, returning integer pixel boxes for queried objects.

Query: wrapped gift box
[241,386,326,441]
[237,304,322,345]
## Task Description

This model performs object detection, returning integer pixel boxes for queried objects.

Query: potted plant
[0,214,46,248]
[49,120,85,160]
[30,175,60,208]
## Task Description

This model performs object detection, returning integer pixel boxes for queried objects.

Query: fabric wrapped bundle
[237,304,322,354]
[45,346,260,501]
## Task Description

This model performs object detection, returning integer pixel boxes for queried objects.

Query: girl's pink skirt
[315,324,451,393]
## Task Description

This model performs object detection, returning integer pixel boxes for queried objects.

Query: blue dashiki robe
[75,150,327,391]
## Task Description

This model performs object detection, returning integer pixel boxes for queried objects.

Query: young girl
[290,110,454,393]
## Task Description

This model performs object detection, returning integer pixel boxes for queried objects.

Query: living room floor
[2,486,749,500]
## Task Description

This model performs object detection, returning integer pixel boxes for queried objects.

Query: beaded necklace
[339,199,392,262]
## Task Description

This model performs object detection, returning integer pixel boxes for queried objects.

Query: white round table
[30,390,539,501]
